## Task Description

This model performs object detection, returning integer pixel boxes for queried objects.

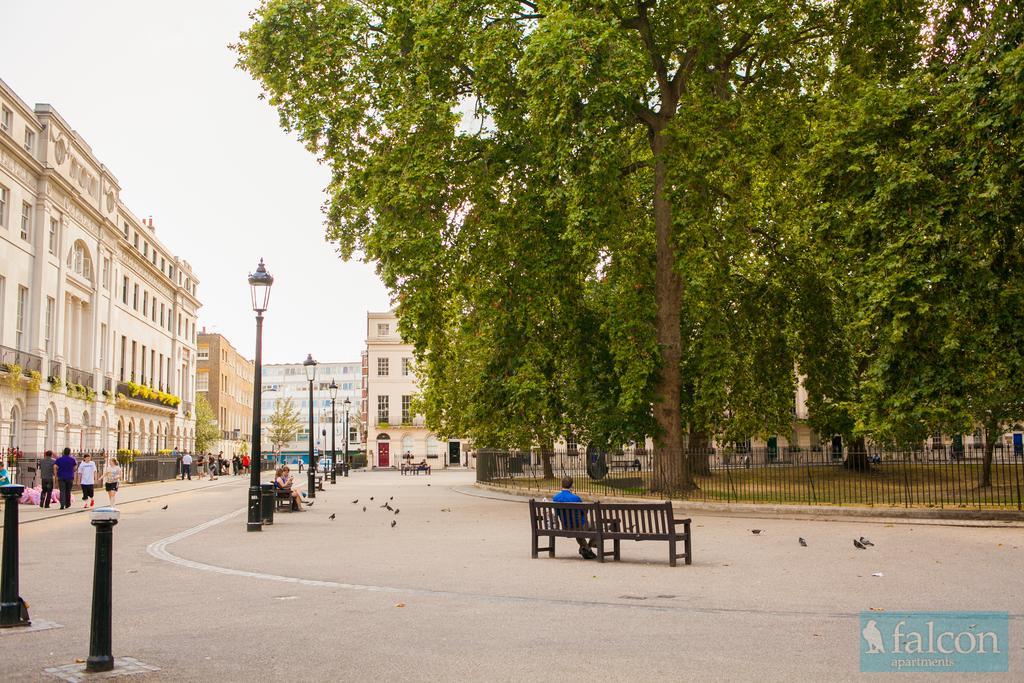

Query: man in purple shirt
[552,476,597,559]
[54,447,77,510]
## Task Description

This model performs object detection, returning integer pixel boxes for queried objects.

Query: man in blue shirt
[54,447,77,510]
[552,476,597,559]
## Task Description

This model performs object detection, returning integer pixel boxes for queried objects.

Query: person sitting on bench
[275,466,313,511]
[552,476,596,559]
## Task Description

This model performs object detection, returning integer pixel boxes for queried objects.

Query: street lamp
[303,353,318,498]
[343,397,351,476]
[329,379,338,484]
[247,259,273,532]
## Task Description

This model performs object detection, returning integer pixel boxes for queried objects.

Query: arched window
[9,405,21,449]
[401,436,414,457]
[67,240,94,282]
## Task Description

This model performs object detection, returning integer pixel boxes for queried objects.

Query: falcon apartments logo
[860,611,1008,672]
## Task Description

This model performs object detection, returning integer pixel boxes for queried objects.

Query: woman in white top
[101,453,122,507]
[78,453,98,508]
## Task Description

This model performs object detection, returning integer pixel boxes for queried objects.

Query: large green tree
[267,397,303,454]
[236,0,927,492]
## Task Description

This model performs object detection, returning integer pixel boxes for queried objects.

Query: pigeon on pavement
[162,505,168,510]
[391,520,397,528]
[854,539,867,550]
[751,529,763,535]
[329,513,336,520]
[859,536,874,547]
[362,506,366,512]
[394,509,399,515]
[351,499,358,504]
[799,537,807,547]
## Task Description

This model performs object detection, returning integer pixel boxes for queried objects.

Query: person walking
[54,447,77,509]
[181,451,193,480]
[196,453,206,480]
[78,453,97,508]
[101,454,122,507]
[208,453,218,480]
[38,450,56,508]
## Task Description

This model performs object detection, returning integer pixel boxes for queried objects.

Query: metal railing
[476,446,1024,510]
[66,366,94,390]
[0,345,42,375]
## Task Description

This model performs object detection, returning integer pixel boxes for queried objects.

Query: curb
[469,483,1024,526]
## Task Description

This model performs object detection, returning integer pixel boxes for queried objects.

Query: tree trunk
[843,435,871,472]
[648,129,691,494]
[540,441,555,481]
[687,427,711,477]
[980,420,999,488]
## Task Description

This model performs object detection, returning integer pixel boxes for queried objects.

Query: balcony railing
[103,376,113,393]
[66,366,94,390]
[48,360,62,381]
[0,345,42,375]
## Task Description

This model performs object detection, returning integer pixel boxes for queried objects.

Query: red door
[378,442,390,468]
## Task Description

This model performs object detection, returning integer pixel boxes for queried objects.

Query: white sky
[0,0,393,364]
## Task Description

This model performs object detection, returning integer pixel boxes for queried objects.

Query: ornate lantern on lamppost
[247,259,273,532]
[303,353,318,498]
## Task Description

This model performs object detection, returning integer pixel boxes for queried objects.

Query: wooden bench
[400,463,431,475]
[529,499,692,567]
[609,458,642,472]
[275,485,297,512]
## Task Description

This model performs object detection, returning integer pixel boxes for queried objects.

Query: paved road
[2,471,1021,681]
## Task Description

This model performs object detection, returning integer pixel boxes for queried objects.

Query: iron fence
[12,452,181,487]
[476,446,1024,510]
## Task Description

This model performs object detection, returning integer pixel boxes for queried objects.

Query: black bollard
[86,507,119,673]
[260,483,275,525]
[0,484,30,628]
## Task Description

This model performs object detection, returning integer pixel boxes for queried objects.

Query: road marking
[147,507,1024,619]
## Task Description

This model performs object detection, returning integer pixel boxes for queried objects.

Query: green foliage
[193,394,220,454]
[267,397,303,454]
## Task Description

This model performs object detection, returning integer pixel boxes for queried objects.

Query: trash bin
[260,483,275,525]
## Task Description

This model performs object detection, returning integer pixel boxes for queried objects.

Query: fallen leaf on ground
[869,607,886,612]
[395,603,405,608]
[75,659,85,663]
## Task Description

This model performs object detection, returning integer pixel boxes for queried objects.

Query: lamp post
[247,259,273,532]
[343,397,351,475]
[303,353,318,498]
[329,380,338,484]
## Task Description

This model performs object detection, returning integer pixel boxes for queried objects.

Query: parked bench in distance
[529,499,692,567]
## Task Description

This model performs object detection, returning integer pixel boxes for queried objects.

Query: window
[100,324,108,369]
[143,291,149,317]
[68,241,94,281]
[102,258,110,289]
[160,257,165,272]
[143,242,149,257]
[151,296,157,322]
[377,357,389,376]
[119,336,126,382]
[45,297,55,354]
[48,219,58,254]
[160,303,165,327]
[133,232,139,249]
[0,185,7,227]
[401,357,412,377]
[0,106,11,133]
[377,323,390,336]
[141,345,147,384]
[401,395,412,425]
[122,221,130,239]
[349,425,358,443]
[16,286,28,350]
[197,373,209,392]
[20,202,31,241]
[122,276,129,304]
[377,395,389,424]
[23,129,35,154]
[133,284,139,310]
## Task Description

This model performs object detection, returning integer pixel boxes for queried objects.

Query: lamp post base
[247,485,263,532]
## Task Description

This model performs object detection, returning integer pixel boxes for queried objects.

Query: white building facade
[261,361,362,460]
[364,311,469,468]
[0,79,200,456]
